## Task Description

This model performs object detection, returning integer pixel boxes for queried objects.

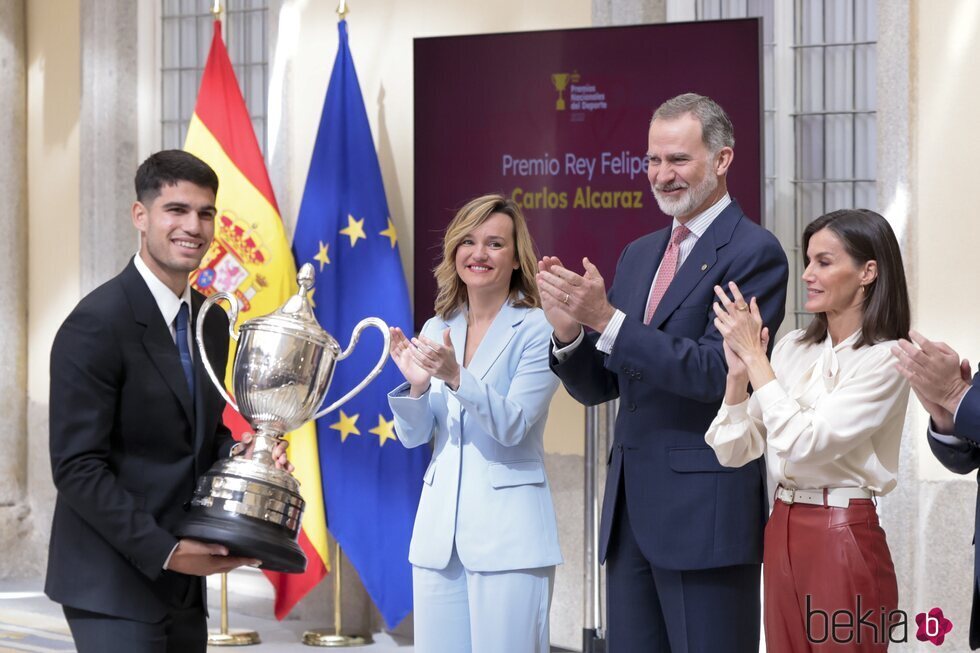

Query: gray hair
[651,93,735,153]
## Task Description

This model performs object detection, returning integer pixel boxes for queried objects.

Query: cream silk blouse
[705,329,911,495]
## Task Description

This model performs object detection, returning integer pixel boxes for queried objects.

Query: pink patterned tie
[643,225,691,325]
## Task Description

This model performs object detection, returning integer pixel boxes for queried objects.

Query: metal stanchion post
[303,542,372,647]
[207,572,261,646]
[582,400,613,653]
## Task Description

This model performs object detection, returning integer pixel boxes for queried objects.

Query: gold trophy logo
[552,73,569,111]
[551,71,581,111]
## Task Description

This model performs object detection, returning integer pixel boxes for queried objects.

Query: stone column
[593,0,665,26]
[80,0,140,294]
[877,1,977,644]
[0,0,30,576]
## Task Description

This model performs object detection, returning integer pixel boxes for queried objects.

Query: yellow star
[339,214,367,247]
[313,241,330,270]
[368,414,398,447]
[379,218,398,248]
[330,410,360,443]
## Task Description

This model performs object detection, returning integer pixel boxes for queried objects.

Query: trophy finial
[297,263,315,291]
[274,262,321,325]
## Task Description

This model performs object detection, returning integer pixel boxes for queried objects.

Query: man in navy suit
[893,332,980,649]
[538,93,788,652]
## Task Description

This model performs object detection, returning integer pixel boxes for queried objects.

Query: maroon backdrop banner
[413,19,762,331]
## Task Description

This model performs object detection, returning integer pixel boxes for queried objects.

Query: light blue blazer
[388,301,562,572]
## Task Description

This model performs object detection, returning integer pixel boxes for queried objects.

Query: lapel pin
[700,263,708,271]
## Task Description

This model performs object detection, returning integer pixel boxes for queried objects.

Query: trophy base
[302,629,372,647]
[177,509,307,573]
[207,629,261,646]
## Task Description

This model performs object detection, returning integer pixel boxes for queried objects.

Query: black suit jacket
[45,259,233,622]
[552,200,788,570]
[928,370,980,649]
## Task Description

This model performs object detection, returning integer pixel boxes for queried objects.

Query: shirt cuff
[595,309,626,354]
[552,328,585,363]
[162,542,180,571]
[954,389,969,422]
[721,398,750,422]
[928,417,971,448]
[752,378,786,412]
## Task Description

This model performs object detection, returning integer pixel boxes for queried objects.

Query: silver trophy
[177,263,389,573]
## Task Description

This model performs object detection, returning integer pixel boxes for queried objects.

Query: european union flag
[292,19,430,629]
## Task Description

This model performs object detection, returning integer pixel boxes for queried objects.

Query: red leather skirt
[764,498,899,652]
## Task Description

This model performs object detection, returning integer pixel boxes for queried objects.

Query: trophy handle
[312,317,390,420]
[195,292,241,414]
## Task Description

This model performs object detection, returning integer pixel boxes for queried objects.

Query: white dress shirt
[134,252,193,357]
[928,393,972,447]
[705,329,911,495]
[554,194,731,359]
[134,252,193,570]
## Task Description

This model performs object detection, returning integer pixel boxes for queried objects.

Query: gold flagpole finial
[211,0,222,17]
[337,0,348,21]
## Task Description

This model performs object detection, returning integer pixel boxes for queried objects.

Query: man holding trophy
[45,151,290,653]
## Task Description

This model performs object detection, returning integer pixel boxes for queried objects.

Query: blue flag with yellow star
[291,19,429,629]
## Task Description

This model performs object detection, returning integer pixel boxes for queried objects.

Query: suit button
[627,402,637,412]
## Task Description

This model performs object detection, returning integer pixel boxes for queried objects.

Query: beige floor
[0,578,413,653]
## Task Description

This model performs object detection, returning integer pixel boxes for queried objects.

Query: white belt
[775,486,874,509]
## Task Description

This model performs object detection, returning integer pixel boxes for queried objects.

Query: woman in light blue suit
[388,194,561,653]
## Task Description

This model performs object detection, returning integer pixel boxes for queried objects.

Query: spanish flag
[184,20,328,618]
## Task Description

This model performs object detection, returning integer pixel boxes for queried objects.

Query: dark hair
[134,150,219,204]
[652,93,735,152]
[800,209,910,348]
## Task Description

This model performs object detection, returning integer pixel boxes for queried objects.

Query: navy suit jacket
[927,371,980,649]
[45,259,233,622]
[551,200,788,570]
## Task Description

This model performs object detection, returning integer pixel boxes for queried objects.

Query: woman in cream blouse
[706,208,911,652]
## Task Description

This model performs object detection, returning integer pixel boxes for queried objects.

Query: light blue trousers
[412,549,555,653]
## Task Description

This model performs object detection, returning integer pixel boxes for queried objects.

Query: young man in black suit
[45,151,278,653]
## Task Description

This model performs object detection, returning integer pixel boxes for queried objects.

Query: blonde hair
[433,194,541,320]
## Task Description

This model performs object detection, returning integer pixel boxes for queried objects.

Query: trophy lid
[239,263,338,351]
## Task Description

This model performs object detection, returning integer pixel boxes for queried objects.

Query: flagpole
[206,572,262,646]
[302,540,370,647]
[197,0,259,646]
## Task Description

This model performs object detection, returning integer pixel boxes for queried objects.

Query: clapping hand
[892,331,973,433]
[713,282,768,365]
[389,327,432,396]
[536,256,615,335]
[713,281,774,399]
[536,256,581,343]
[412,329,461,391]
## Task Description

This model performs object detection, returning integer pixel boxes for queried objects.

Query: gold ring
[735,302,749,312]
[562,292,570,304]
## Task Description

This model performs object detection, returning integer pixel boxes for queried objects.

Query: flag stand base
[302,630,370,647]
[208,573,261,646]
[208,629,261,646]
[302,542,372,647]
